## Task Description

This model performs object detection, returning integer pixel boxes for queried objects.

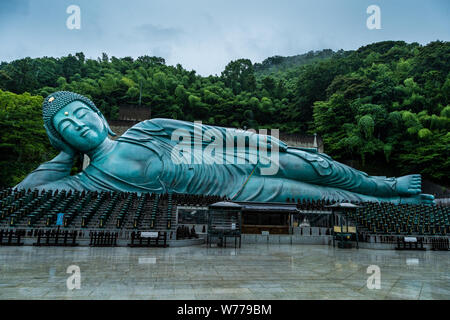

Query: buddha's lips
[80,128,90,137]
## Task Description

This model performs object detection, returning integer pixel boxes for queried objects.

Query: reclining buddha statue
[16,91,434,204]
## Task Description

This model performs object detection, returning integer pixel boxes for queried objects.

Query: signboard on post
[404,237,417,243]
[347,226,356,233]
[141,232,159,238]
[334,226,356,233]
[56,213,64,226]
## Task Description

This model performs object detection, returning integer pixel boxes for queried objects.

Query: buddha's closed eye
[75,109,89,118]
[59,120,71,132]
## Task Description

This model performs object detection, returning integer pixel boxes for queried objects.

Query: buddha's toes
[395,174,422,195]
[400,193,435,205]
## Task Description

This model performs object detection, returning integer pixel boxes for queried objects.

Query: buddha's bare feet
[395,174,422,195]
[400,193,435,205]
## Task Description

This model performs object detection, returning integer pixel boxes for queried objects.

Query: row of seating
[1,188,448,236]
[347,202,449,235]
[98,193,120,228]
[132,194,149,228]
[116,193,136,228]
[166,193,174,229]
[81,192,108,228]
[0,189,225,230]
[289,198,337,210]
[149,195,160,228]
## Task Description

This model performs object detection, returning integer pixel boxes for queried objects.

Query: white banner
[141,232,159,238]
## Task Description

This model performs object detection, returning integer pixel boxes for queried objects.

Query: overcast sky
[0,0,449,75]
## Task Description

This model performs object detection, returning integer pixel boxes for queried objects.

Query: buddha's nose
[72,119,84,130]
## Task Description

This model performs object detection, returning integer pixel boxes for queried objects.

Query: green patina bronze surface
[16,91,434,204]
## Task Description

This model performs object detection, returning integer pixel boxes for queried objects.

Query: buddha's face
[52,101,108,153]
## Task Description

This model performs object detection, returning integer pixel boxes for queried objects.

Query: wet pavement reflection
[0,244,448,299]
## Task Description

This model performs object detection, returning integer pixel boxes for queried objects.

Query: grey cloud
[0,0,449,75]
[135,24,184,41]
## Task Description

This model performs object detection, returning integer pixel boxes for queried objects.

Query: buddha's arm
[15,151,74,190]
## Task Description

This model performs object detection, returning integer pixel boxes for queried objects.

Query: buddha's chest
[93,143,163,184]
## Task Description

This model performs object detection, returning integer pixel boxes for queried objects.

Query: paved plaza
[0,244,449,300]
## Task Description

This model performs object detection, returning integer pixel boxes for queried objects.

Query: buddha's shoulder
[131,118,193,132]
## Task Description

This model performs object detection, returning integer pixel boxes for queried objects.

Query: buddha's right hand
[52,141,76,159]
[58,144,76,158]
[47,129,76,157]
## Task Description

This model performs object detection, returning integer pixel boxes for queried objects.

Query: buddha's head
[43,91,116,153]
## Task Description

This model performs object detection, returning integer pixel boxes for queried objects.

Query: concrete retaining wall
[223,234,333,246]
[7,236,205,248]
[358,242,437,250]
[293,227,330,236]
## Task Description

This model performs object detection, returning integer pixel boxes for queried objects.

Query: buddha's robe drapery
[16,119,400,203]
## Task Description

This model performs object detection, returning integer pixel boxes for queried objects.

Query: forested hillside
[0,40,449,187]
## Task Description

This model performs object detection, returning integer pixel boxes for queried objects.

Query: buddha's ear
[107,127,117,137]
